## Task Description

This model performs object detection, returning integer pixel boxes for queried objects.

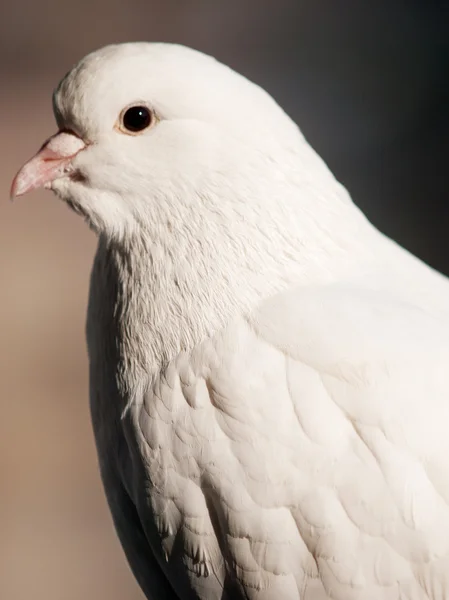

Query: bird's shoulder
[128,277,449,598]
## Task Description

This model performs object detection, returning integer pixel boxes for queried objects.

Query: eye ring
[116,104,155,135]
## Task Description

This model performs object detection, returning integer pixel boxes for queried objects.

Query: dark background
[1,2,448,599]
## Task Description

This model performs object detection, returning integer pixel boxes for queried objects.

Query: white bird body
[11,43,449,599]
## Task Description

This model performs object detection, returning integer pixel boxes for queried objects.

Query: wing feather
[108,281,449,599]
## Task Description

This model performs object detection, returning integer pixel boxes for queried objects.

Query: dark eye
[121,106,152,133]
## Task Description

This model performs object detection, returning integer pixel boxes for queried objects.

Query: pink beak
[10,131,86,199]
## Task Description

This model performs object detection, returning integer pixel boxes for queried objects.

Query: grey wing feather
[101,463,180,599]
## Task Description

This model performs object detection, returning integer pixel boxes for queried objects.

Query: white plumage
[11,42,449,599]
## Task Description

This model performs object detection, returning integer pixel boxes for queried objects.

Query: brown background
[1,1,449,599]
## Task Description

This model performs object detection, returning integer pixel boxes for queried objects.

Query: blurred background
[1,1,449,598]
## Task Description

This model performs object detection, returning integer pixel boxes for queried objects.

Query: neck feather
[86,173,377,396]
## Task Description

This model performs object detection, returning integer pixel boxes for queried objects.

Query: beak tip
[9,175,26,201]
[10,130,85,203]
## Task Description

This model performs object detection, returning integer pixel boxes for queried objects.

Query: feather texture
[89,241,449,598]
[14,41,449,599]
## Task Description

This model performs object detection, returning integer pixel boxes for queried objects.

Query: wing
[92,416,182,600]
[102,469,179,599]
[247,282,449,598]
[123,280,449,600]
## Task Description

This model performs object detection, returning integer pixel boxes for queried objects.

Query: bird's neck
[87,186,378,398]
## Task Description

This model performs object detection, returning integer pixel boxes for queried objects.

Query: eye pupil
[122,106,152,132]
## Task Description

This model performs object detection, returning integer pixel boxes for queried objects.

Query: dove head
[12,42,305,239]
[12,43,366,366]
[12,43,364,336]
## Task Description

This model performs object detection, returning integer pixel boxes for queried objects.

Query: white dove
[11,42,449,600]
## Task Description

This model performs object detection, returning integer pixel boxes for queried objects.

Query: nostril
[46,130,86,157]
